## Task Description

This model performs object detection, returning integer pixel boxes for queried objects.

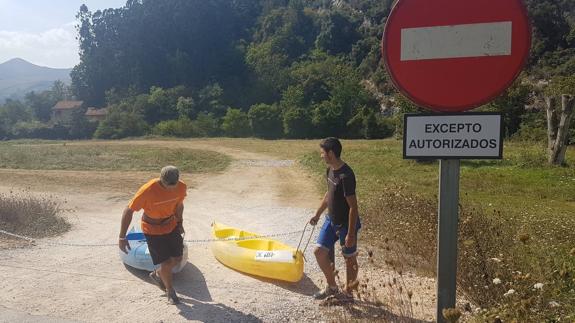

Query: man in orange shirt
[118,166,187,305]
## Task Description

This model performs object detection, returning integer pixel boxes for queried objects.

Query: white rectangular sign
[401,21,512,61]
[403,113,502,159]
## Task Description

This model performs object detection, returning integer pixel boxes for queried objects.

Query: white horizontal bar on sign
[400,21,512,61]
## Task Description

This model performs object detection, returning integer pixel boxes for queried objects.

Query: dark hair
[320,137,342,158]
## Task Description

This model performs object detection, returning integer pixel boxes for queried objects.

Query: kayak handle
[296,222,315,262]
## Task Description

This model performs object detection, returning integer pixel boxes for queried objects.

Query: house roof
[85,107,108,116]
[52,100,83,111]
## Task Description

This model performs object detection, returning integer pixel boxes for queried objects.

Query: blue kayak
[119,227,188,273]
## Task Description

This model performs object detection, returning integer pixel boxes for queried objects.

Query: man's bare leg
[158,257,182,304]
[314,247,337,288]
[159,258,176,291]
[344,255,359,294]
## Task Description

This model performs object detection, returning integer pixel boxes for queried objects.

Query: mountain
[0,58,72,102]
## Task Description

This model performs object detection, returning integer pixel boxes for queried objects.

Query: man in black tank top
[309,137,361,300]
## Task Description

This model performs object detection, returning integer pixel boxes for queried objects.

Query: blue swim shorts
[316,215,361,258]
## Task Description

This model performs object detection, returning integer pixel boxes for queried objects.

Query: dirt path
[0,141,440,322]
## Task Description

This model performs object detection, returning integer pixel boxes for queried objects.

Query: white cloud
[0,22,78,68]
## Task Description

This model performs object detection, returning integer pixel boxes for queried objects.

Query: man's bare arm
[119,207,134,253]
[175,202,184,234]
[175,202,184,222]
[344,194,359,247]
[310,192,328,225]
[119,207,134,238]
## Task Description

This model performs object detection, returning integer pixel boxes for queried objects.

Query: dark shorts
[144,228,184,265]
[317,215,361,258]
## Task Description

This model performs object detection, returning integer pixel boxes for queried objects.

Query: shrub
[0,190,69,239]
[512,125,547,143]
[311,100,345,138]
[94,103,149,139]
[144,86,188,123]
[508,143,548,168]
[152,117,196,137]
[248,103,283,139]
[373,115,396,139]
[221,108,251,137]
[68,108,98,139]
[283,107,313,138]
[392,94,426,139]
[193,112,220,137]
[176,96,195,119]
[361,184,575,321]
[347,107,395,139]
[11,121,70,140]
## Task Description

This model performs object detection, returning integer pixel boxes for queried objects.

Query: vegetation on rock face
[1,0,571,144]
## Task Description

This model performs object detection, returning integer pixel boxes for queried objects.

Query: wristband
[119,237,127,240]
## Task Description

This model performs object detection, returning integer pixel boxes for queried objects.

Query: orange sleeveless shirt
[128,178,187,235]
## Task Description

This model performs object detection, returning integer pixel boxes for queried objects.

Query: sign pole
[436,159,460,322]
[382,0,530,320]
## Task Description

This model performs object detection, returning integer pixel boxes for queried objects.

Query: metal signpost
[381,0,531,321]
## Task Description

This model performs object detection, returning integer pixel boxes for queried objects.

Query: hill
[0,58,71,102]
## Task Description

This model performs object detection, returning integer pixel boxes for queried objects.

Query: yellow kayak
[210,222,304,282]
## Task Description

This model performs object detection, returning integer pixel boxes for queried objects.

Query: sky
[0,0,126,68]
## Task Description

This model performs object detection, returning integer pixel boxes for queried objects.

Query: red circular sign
[382,0,531,112]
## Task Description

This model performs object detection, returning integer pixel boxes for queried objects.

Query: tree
[311,100,345,137]
[283,106,313,138]
[94,103,149,139]
[70,4,96,104]
[144,86,188,124]
[222,108,251,137]
[61,0,574,143]
[193,112,220,137]
[71,0,253,106]
[393,94,425,139]
[525,0,571,63]
[246,41,291,94]
[315,10,361,55]
[248,103,283,139]
[287,51,379,138]
[483,80,534,137]
[346,106,394,139]
[22,81,72,123]
[196,83,227,117]
[25,91,57,122]
[68,108,98,139]
[281,85,313,138]
[176,96,195,119]
[0,100,31,128]
[246,5,319,97]
[51,80,69,101]
[544,75,575,165]
[152,117,196,138]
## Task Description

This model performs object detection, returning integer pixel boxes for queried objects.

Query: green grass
[297,139,575,217]
[0,141,231,173]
